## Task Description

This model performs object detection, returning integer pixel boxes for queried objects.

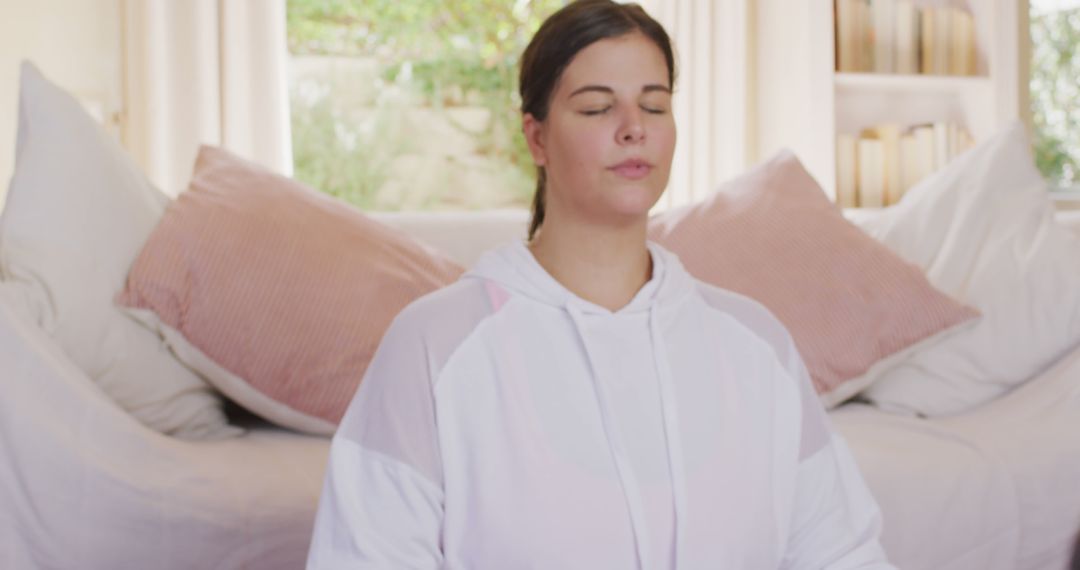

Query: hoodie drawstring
[649,303,688,568]
[567,304,653,569]
[565,303,687,569]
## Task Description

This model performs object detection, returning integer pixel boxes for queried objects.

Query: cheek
[550,122,609,173]
[653,119,677,159]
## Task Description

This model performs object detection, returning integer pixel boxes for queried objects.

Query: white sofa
[4,208,1080,570]
[5,61,1080,570]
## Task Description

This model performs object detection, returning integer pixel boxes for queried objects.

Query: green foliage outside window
[1030,5,1080,187]
[286,0,568,210]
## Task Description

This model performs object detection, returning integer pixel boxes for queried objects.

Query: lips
[608,159,653,180]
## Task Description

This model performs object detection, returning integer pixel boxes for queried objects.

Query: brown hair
[518,0,676,241]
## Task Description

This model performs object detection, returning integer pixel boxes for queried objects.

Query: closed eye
[642,106,667,115]
[580,107,612,116]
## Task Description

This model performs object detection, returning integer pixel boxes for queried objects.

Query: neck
[527,209,653,312]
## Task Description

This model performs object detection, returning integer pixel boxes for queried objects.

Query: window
[286,0,567,211]
[1030,0,1080,190]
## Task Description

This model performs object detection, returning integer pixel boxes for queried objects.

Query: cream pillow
[853,122,1080,416]
[649,150,981,407]
[117,146,464,435]
[0,62,236,439]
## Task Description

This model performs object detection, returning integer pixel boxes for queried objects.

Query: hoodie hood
[463,239,696,315]
[462,238,695,569]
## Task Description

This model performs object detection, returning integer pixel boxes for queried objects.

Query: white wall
[0,0,121,205]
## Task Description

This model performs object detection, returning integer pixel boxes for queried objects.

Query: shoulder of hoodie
[690,280,802,371]
[693,281,833,461]
[380,275,497,360]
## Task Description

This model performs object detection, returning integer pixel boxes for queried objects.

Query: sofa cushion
[853,122,1080,416]
[0,62,235,439]
[648,150,980,407]
[117,145,464,435]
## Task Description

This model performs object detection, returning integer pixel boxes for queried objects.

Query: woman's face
[524,31,676,227]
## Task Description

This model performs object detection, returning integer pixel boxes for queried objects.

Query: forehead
[556,32,670,93]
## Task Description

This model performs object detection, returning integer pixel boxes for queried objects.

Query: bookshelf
[833,72,990,92]
[755,0,1027,206]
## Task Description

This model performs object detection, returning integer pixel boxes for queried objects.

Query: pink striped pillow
[648,150,979,406]
[117,146,463,434]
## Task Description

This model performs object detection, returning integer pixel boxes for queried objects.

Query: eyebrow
[568,84,672,98]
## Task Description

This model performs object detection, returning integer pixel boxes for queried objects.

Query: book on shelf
[895,1,920,74]
[871,124,903,205]
[920,7,935,74]
[910,125,937,189]
[872,0,896,74]
[836,121,974,208]
[835,0,977,76]
[837,0,857,72]
[898,133,920,192]
[837,134,859,208]
[931,6,951,75]
[933,122,952,170]
[950,10,977,76]
[857,138,886,208]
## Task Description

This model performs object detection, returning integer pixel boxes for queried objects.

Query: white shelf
[755,0,1021,201]
[834,72,992,94]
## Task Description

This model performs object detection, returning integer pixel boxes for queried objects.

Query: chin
[605,183,663,220]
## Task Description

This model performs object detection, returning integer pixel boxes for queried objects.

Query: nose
[616,107,645,145]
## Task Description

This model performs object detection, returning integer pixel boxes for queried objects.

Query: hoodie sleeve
[307,309,445,569]
[693,283,894,568]
[777,333,896,570]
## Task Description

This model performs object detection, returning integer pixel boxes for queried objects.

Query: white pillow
[0,62,238,439]
[852,121,1080,416]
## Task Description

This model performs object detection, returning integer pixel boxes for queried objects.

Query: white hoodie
[307,240,895,569]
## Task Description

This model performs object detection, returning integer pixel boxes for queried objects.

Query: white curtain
[121,0,292,196]
[640,0,754,210]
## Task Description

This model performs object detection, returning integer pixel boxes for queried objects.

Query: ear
[522,113,547,167]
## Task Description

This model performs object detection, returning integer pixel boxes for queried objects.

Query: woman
[307,1,894,568]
